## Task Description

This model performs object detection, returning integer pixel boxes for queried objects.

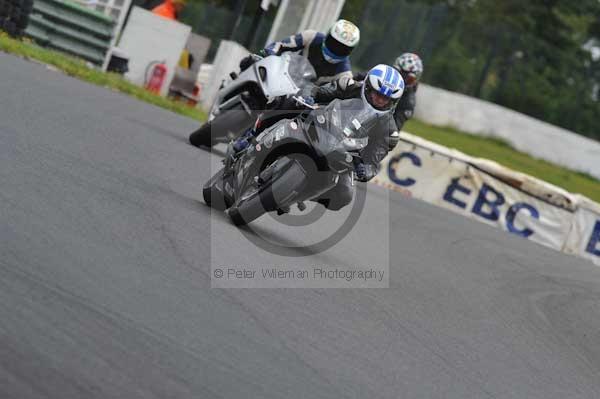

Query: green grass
[404,118,600,203]
[0,33,206,122]
[2,33,598,203]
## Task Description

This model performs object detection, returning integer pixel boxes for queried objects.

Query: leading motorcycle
[203,96,380,226]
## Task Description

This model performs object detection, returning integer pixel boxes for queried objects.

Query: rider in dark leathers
[232,20,359,154]
[240,19,360,91]
[309,71,401,210]
[233,65,403,211]
[354,53,423,149]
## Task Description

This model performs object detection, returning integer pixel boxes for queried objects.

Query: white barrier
[565,196,600,264]
[374,132,600,266]
[414,84,600,181]
[199,40,250,111]
[119,7,191,96]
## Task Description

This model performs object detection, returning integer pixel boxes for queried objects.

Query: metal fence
[25,0,115,66]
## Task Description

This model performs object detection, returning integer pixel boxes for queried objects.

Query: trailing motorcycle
[189,53,316,148]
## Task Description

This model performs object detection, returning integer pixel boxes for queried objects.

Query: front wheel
[189,105,253,148]
[228,156,310,226]
[203,168,229,211]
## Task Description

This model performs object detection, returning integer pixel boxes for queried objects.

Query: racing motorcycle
[203,96,380,226]
[189,53,316,148]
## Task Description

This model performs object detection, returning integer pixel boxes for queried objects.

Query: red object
[152,0,177,20]
[146,62,168,93]
[187,84,201,106]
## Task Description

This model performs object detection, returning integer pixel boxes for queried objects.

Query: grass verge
[0,33,205,122]
[404,119,600,203]
[2,33,598,202]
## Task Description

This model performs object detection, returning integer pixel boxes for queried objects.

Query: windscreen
[286,54,317,96]
[310,98,381,153]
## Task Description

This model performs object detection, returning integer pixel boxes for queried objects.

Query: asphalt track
[2,52,600,398]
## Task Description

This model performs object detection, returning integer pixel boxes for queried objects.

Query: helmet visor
[401,70,418,87]
[325,34,353,57]
[366,87,393,111]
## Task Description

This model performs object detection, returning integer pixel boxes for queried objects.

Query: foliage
[341,0,600,141]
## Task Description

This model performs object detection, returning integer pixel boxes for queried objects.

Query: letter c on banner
[586,220,600,256]
[472,183,505,221]
[388,152,421,187]
[506,203,539,238]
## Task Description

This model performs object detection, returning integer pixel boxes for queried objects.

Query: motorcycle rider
[232,64,403,211]
[391,53,423,132]
[239,19,360,90]
[354,53,423,149]
[231,20,359,153]
[190,19,360,149]
[313,64,405,210]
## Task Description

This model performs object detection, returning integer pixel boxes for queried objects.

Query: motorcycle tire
[202,168,229,211]
[228,156,309,226]
[189,120,215,147]
[189,105,253,148]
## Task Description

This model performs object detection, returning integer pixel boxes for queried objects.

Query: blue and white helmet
[361,64,405,113]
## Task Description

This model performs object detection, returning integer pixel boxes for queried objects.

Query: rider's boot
[232,128,256,155]
[277,206,290,215]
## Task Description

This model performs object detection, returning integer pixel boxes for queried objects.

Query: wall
[414,84,600,180]
[199,40,249,111]
[118,7,190,96]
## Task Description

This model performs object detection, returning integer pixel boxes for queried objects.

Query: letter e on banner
[472,183,505,221]
[586,220,600,256]
[388,152,421,187]
[443,177,471,209]
[506,203,539,238]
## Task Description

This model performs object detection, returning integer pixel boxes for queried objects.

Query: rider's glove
[290,95,315,109]
[354,161,377,182]
[300,95,315,106]
[354,162,369,182]
[353,71,367,81]
[239,54,261,72]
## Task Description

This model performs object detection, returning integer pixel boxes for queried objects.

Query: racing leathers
[233,79,396,211]
[311,79,398,210]
[392,84,417,131]
[249,30,355,90]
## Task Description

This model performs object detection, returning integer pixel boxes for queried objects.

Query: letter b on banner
[472,183,505,221]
